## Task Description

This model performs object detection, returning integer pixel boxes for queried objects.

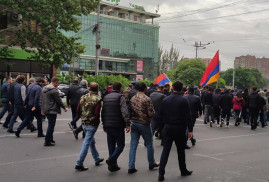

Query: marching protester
[70,80,89,139]
[41,77,67,146]
[220,89,233,127]
[25,78,38,131]
[158,81,193,181]
[15,78,45,137]
[102,82,130,172]
[257,91,266,127]
[233,92,245,126]
[203,87,213,125]
[184,86,202,146]
[0,77,12,124]
[211,88,221,126]
[149,85,166,141]
[75,82,104,171]
[163,83,171,96]
[7,75,26,133]
[67,79,80,129]
[242,89,249,124]
[146,83,157,96]
[248,87,261,130]
[259,91,269,127]
[128,82,159,174]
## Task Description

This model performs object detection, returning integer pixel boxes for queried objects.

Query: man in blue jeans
[41,77,67,146]
[0,77,12,124]
[75,82,104,171]
[102,82,130,172]
[128,82,159,174]
[15,78,45,137]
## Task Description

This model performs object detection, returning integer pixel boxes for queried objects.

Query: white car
[58,89,65,98]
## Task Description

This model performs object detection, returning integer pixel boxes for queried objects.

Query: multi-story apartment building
[234,55,269,78]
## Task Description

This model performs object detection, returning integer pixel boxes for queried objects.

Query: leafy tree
[222,67,267,89]
[0,0,100,68]
[83,74,131,91]
[210,77,226,88]
[167,59,206,86]
[158,44,181,74]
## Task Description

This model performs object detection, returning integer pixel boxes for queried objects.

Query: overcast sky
[116,0,269,71]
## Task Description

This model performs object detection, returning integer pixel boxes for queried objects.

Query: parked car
[58,84,69,95]
[58,89,65,98]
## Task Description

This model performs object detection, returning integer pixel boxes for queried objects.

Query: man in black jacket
[158,81,192,181]
[102,82,130,172]
[220,89,233,127]
[203,87,213,124]
[184,86,202,146]
[211,88,222,127]
[248,87,261,130]
[71,80,89,139]
[149,85,165,138]
[67,79,80,129]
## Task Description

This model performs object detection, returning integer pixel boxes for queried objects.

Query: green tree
[222,67,267,89]
[0,0,100,68]
[83,74,131,91]
[167,59,206,86]
[158,44,181,74]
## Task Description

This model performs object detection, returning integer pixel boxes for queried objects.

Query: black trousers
[159,125,187,176]
[221,107,231,122]
[234,110,242,123]
[106,127,125,166]
[249,108,259,129]
[212,106,220,124]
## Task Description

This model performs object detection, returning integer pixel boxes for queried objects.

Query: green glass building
[63,1,160,80]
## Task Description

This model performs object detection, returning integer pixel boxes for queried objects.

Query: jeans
[76,125,100,166]
[45,114,57,143]
[129,122,155,169]
[0,101,10,120]
[17,105,43,135]
[204,105,212,123]
[8,105,25,131]
[159,125,187,176]
[106,127,125,166]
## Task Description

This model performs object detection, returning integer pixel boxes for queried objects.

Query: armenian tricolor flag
[199,50,220,87]
[154,73,172,86]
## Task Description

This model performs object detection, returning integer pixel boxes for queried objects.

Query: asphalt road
[0,110,269,182]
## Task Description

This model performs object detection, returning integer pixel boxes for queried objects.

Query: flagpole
[232,66,235,89]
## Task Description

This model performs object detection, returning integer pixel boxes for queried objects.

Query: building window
[0,13,8,29]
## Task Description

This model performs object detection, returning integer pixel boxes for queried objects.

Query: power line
[157,7,269,23]
[157,0,269,21]
[162,17,269,28]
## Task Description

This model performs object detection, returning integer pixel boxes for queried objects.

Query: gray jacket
[41,85,65,114]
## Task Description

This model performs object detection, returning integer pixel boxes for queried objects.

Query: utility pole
[194,41,210,59]
[95,5,101,76]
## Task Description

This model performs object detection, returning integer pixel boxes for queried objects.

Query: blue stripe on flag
[158,78,171,86]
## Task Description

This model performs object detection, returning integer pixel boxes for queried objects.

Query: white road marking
[210,151,241,156]
[197,132,269,142]
[193,153,223,161]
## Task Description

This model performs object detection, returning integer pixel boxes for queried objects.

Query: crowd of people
[0,75,268,181]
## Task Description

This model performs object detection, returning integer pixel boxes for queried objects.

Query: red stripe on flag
[154,73,167,84]
[200,50,219,86]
